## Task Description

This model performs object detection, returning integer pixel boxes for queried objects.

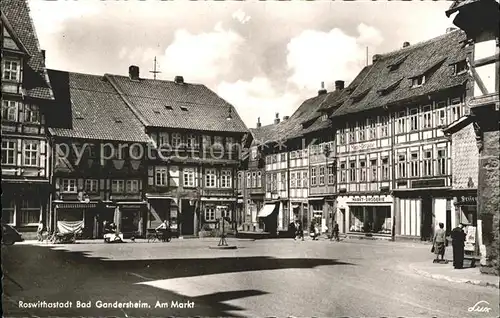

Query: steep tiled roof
[249,121,289,146]
[333,30,469,118]
[47,70,150,143]
[105,75,248,134]
[1,0,53,100]
[446,0,481,16]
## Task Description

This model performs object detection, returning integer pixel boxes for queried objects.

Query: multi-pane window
[20,198,39,225]
[272,155,278,163]
[257,172,262,187]
[202,135,211,148]
[302,172,308,188]
[327,164,335,184]
[437,149,447,175]
[126,180,139,193]
[290,172,296,188]
[339,127,346,145]
[213,136,224,147]
[296,171,302,188]
[225,137,234,150]
[2,199,15,225]
[187,134,199,149]
[358,121,366,141]
[172,133,182,147]
[397,111,406,133]
[380,116,389,137]
[410,152,419,177]
[319,166,325,185]
[2,100,18,121]
[454,60,468,75]
[423,150,433,176]
[1,140,16,165]
[62,179,77,193]
[348,125,355,143]
[247,172,252,189]
[251,172,257,188]
[436,102,447,126]
[397,154,407,178]
[359,160,367,182]
[265,156,271,165]
[272,173,277,191]
[112,180,125,193]
[370,159,377,181]
[422,105,432,128]
[85,179,99,193]
[411,75,425,88]
[23,140,39,166]
[310,167,317,186]
[183,168,196,187]
[382,157,389,180]
[339,162,347,183]
[3,59,20,81]
[155,167,168,186]
[251,147,258,160]
[266,174,271,191]
[349,161,356,182]
[368,118,376,139]
[25,104,40,123]
[221,170,232,188]
[451,103,461,122]
[205,206,216,221]
[205,169,216,188]
[410,108,418,131]
[280,153,286,162]
[158,132,169,146]
[280,172,286,190]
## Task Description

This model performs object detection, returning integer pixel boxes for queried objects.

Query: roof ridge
[109,73,205,86]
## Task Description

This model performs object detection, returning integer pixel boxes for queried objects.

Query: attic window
[411,75,425,88]
[180,106,188,111]
[165,105,173,110]
[453,60,468,75]
[321,113,328,121]
[153,109,161,114]
[387,54,409,71]
[377,78,403,96]
[112,117,123,123]
[351,87,371,102]
[75,111,84,120]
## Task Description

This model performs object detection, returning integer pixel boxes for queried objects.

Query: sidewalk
[410,260,499,289]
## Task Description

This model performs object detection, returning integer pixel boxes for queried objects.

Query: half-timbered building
[1,0,54,238]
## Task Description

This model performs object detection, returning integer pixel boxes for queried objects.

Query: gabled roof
[249,121,289,147]
[1,12,30,55]
[332,30,469,118]
[105,75,248,134]
[1,0,54,100]
[47,70,150,143]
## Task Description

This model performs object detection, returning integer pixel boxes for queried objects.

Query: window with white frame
[453,60,468,75]
[112,180,125,193]
[251,172,257,188]
[382,157,389,180]
[290,172,296,188]
[266,174,271,191]
[205,206,216,221]
[422,105,432,128]
[319,166,325,185]
[410,152,419,177]
[272,154,277,163]
[3,59,20,81]
[359,160,367,182]
[202,135,211,148]
[368,118,377,139]
[272,173,277,191]
[126,180,139,193]
[20,198,39,225]
[349,161,356,182]
[251,147,258,160]
[23,140,39,166]
[280,172,286,190]
[186,133,199,149]
[62,179,77,193]
[257,172,262,187]
[410,108,418,131]
[1,198,15,225]
[370,159,378,181]
[397,154,407,178]
[436,102,447,126]
[348,125,355,143]
[423,150,433,176]
[2,100,18,121]
[327,164,335,184]
[411,75,425,88]
[1,139,16,165]
[397,111,406,134]
[302,171,308,188]
[225,137,234,150]
[296,171,302,188]
[213,136,224,147]
[85,179,99,193]
[339,162,347,183]
[280,153,286,162]
[311,167,317,186]
[358,121,366,141]
[25,104,40,123]
[221,170,232,188]
[172,132,182,147]
[247,172,252,189]
[205,169,216,188]
[155,167,168,186]
[183,168,196,187]
[339,132,346,145]
[451,103,461,122]
[158,132,169,146]
[437,149,447,175]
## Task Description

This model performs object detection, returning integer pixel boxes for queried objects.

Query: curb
[410,264,500,289]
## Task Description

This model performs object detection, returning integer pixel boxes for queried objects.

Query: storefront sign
[456,196,477,205]
[349,141,376,152]
[411,178,446,188]
[350,196,389,203]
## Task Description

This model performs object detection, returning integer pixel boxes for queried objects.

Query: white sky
[28,0,456,128]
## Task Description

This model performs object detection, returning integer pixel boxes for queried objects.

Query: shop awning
[308,197,324,201]
[257,204,276,218]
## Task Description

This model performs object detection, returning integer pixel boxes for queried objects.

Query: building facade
[1,0,54,238]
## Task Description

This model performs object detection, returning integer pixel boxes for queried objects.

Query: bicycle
[146,229,171,243]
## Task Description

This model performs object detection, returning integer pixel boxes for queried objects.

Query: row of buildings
[1,0,249,239]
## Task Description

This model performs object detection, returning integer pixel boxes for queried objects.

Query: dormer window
[165,105,173,110]
[387,54,409,71]
[321,113,328,121]
[411,75,425,88]
[180,106,188,111]
[453,60,468,75]
[112,117,123,123]
[2,59,20,81]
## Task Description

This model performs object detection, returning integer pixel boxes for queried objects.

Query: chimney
[257,117,262,128]
[372,54,382,63]
[318,81,327,95]
[41,49,46,61]
[335,80,345,91]
[174,76,184,84]
[283,116,290,121]
[403,42,410,48]
[274,113,280,124]
[446,27,457,33]
[129,65,140,80]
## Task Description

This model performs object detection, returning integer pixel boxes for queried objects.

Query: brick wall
[452,123,479,188]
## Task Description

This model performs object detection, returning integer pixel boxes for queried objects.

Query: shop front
[52,201,101,239]
[336,194,393,238]
[116,202,147,238]
[453,192,478,227]
[201,198,236,232]
[257,201,279,235]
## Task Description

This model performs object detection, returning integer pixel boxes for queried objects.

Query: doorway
[421,197,433,241]
[181,200,195,235]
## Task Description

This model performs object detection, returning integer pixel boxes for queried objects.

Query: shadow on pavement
[2,244,355,317]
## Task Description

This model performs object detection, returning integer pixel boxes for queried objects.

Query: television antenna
[149,56,161,80]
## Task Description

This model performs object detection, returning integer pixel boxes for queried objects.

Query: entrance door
[421,197,433,241]
[340,208,346,233]
[181,200,195,235]
[83,208,95,239]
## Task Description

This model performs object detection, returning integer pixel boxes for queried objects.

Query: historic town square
[1,0,499,317]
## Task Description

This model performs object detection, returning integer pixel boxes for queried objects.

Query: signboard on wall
[349,196,390,203]
[349,141,376,152]
[464,226,476,252]
[411,179,446,188]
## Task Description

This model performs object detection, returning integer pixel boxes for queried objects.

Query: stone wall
[452,123,479,188]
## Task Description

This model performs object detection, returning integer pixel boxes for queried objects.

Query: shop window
[319,166,325,185]
[437,149,447,175]
[370,159,377,181]
[62,179,77,193]
[2,199,15,225]
[257,172,262,188]
[20,198,40,225]
[1,139,17,165]
[155,167,168,186]
[410,152,419,177]
[422,105,432,128]
[205,206,216,222]
[339,162,347,183]
[126,180,139,193]
[311,167,317,186]
[221,170,232,188]
[25,104,40,123]
[302,171,308,188]
[423,150,433,176]
[183,168,196,187]
[23,140,39,166]
[349,161,356,182]
[3,59,20,81]
[359,160,367,182]
[2,100,18,122]
[349,206,392,234]
[410,108,418,131]
[397,154,407,178]
[85,179,99,193]
[382,157,389,180]
[397,111,406,134]
[112,180,125,193]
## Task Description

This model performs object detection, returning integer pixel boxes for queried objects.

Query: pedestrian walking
[432,222,446,263]
[331,222,340,242]
[293,219,304,241]
[450,223,466,269]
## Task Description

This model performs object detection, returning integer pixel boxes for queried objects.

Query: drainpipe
[389,108,397,242]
